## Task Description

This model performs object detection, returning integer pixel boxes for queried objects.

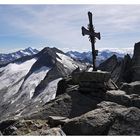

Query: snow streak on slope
[18,66,50,99]
[0,58,37,101]
[56,53,78,70]
[35,78,62,103]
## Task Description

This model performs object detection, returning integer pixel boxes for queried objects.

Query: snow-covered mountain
[0,47,39,65]
[66,49,133,66]
[0,47,86,120]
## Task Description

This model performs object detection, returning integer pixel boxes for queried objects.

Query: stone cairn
[72,70,118,98]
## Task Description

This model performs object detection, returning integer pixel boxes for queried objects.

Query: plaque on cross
[81,11,101,71]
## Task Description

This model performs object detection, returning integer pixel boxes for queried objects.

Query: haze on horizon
[0,5,140,53]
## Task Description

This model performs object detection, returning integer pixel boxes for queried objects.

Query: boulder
[97,101,126,112]
[105,90,140,108]
[105,90,131,106]
[62,101,140,135]
[108,107,140,135]
[56,76,77,96]
[97,101,140,135]
[48,116,69,127]
[111,54,132,85]
[120,81,140,95]
[62,108,115,135]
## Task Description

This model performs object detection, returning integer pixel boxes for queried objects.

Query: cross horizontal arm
[82,26,101,40]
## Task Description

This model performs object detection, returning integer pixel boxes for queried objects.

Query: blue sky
[0,5,140,53]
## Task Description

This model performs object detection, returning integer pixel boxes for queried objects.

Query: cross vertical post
[81,11,101,71]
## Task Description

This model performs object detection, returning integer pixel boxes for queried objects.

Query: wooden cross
[81,11,101,71]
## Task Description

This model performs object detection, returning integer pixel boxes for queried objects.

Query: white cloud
[0,5,140,52]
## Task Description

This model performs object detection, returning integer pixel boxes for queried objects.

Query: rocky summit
[98,42,140,85]
[0,43,140,136]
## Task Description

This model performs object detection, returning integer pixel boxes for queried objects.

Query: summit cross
[81,11,101,71]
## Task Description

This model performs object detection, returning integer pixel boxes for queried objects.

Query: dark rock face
[98,55,118,72]
[99,54,132,85]
[30,47,63,72]
[119,54,132,83]
[132,42,140,67]
[56,76,75,96]
[98,42,140,85]
[131,42,140,81]
[108,107,140,135]
[28,90,101,120]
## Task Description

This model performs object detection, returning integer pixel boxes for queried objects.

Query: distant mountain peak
[0,47,39,65]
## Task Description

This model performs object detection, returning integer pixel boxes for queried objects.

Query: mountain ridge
[0,46,86,121]
[0,47,39,65]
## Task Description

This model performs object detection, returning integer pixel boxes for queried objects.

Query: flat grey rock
[72,71,111,84]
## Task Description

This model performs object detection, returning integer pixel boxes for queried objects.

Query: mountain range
[0,47,39,65]
[66,49,133,65]
[0,47,133,66]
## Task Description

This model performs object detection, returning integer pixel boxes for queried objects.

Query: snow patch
[0,58,37,102]
[35,78,62,103]
[42,78,62,102]
[19,66,50,99]
[56,53,78,70]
